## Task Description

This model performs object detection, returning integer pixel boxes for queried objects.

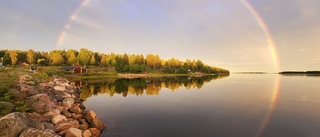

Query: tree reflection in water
[80,75,229,100]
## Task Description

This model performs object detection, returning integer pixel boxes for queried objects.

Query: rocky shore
[0,75,106,137]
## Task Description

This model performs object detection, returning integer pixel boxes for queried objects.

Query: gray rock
[25,81,36,86]
[56,120,80,132]
[0,112,30,137]
[65,128,82,137]
[51,114,68,125]
[16,84,31,92]
[85,110,96,123]
[13,89,27,101]
[19,127,60,137]
[48,93,64,102]
[50,90,71,98]
[43,122,57,132]
[29,119,45,130]
[26,87,40,96]
[89,128,101,137]
[19,75,33,83]
[27,94,55,113]
[82,130,92,137]
[54,86,66,91]
[62,110,72,118]
[91,117,106,131]
[62,98,75,110]
[43,109,61,118]
[0,101,14,116]
[70,104,82,114]
[40,82,54,89]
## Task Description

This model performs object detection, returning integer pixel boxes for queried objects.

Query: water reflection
[80,75,229,100]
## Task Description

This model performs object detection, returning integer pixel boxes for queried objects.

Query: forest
[0,49,229,74]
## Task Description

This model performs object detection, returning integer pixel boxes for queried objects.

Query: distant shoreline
[233,72,268,74]
[279,71,320,75]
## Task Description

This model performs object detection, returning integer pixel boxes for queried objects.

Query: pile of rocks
[0,75,106,137]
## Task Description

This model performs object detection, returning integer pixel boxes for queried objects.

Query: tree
[8,50,18,65]
[106,53,116,66]
[100,54,108,66]
[27,49,36,64]
[89,54,96,65]
[17,51,27,63]
[123,53,129,65]
[49,50,64,66]
[66,49,78,65]
[3,53,11,66]
[114,56,125,72]
[146,54,160,69]
[0,50,6,58]
[37,59,46,66]
[78,48,92,66]
[196,60,204,71]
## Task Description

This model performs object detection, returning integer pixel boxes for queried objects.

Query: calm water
[81,74,320,137]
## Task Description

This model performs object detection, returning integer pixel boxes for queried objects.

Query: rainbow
[240,0,280,137]
[56,0,90,50]
[56,1,281,136]
[240,0,280,71]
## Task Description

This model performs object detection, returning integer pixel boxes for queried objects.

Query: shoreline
[0,75,106,137]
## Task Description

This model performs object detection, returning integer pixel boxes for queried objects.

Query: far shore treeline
[0,49,229,74]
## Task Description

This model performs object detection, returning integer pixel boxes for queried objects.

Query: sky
[0,0,319,72]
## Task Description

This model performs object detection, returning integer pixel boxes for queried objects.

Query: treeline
[0,49,229,74]
[80,75,227,99]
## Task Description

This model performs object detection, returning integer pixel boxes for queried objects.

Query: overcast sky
[0,0,319,72]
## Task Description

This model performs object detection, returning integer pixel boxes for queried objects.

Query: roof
[61,66,78,71]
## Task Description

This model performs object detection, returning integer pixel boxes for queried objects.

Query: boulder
[27,94,55,113]
[43,122,57,132]
[43,109,61,117]
[57,130,67,136]
[25,81,36,86]
[62,98,75,110]
[13,89,27,101]
[56,120,80,132]
[79,124,89,131]
[62,110,72,118]
[0,112,30,137]
[25,112,49,122]
[56,82,70,88]
[71,113,82,120]
[29,119,45,130]
[70,104,82,114]
[0,101,14,116]
[82,129,92,137]
[91,117,106,131]
[16,84,31,92]
[19,75,33,82]
[19,127,60,137]
[51,90,71,98]
[40,82,54,89]
[48,93,64,102]
[65,128,82,137]
[51,114,68,125]
[54,86,66,91]
[89,128,101,137]
[85,110,96,123]
[26,87,40,96]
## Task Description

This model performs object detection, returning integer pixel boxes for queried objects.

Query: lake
[81,74,320,137]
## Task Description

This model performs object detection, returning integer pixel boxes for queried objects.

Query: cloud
[299,49,306,51]
[214,62,262,66]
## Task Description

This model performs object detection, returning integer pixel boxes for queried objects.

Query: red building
[61,66,87,74]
